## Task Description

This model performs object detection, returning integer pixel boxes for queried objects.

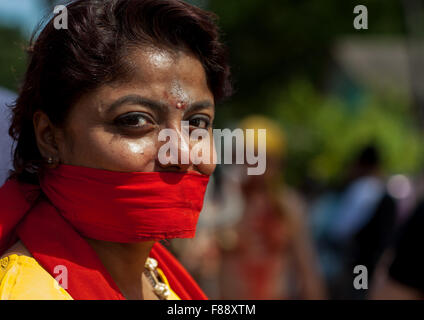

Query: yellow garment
[0,254,180,300]
[0,254,72,300]
[156,267,181,300]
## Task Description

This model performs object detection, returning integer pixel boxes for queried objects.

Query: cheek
[197,161,216,176]
[62,127,159,172]
[118,138,158,170]
[126,139,154,155]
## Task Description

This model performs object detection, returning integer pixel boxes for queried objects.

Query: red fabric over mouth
[0,165,209,300]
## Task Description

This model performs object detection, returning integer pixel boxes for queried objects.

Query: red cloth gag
[0,165,209,300]
[40,165,210,242]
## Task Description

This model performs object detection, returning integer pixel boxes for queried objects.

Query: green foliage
[210,0,406,112]
[271,80,424,186]
[208,0,415,187]
[0,26,27,92]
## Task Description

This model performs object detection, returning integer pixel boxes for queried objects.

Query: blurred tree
[0,26,26,92]
[209,0,406,120]
[207,0,414,188]
[271,80,424,188]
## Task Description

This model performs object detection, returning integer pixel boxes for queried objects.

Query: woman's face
[40,47,216,176]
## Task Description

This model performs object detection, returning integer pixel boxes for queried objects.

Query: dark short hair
[9,0,232,183]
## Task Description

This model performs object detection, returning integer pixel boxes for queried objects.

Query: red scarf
[40,165,210,242]
[0,165,209,300]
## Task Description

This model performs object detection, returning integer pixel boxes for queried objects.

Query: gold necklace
[144,257,171,300]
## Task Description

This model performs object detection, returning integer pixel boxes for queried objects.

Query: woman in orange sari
[0,0,231,300]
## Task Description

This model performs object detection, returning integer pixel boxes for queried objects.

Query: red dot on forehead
[176,102,186,109]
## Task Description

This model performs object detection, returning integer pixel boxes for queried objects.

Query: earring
[47,157,59,166]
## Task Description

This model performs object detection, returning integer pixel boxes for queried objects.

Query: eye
[114,112,153,128]
[188,116,211,130]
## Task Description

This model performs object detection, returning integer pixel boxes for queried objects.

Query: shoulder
[0,241,72,300]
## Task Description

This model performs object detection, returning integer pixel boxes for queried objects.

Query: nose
[156,121,193,173]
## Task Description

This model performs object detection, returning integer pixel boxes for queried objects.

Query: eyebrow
[184,100,214,114]
[105,94,214,115]
[106,95,168,115]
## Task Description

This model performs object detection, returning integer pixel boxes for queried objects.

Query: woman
[0,0,231,300]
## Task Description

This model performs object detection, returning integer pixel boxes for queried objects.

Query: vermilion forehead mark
[161,81,191,110]
[162,93,188,109]
[170,80,190,109]
[176,102,187,109]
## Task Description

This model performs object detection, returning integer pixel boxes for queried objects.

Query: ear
[33,111,60,160]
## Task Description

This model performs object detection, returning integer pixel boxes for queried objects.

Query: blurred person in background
[215,115,327,300]
[371,199,424,299]
[311,145,397,299]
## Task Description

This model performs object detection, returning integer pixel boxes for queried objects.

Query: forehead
[122,46,213,102]
[69,46,215,121]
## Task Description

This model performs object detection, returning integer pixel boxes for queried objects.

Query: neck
[84,238,156,300]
